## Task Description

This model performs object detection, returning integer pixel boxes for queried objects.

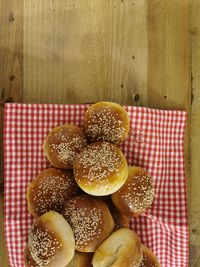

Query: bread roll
[28,211,75,267]
[73,142,128,196]
[43,124,87,169]
[67,251,93,267]
[105,198,130,230]
[62,195,114,252]
[140,245,160,267]
[27,168,80,217]
[24,244,39,267]
[92,228,142,267]
[83,102,130,144]
[112,166,154,217]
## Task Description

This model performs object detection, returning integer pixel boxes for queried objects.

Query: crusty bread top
[140,245,161,267]
[92,228,142,267]
[83,102,130,145]
[27,168,79,217]
[67,251,93,267]
[62,195,114,252]
[28,211,75,267]
[24,244,39,267]
[112,166,154,216]
[73,142,128,196]
[43,124,87,169]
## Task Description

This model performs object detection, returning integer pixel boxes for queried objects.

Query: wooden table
[0,1,199,266]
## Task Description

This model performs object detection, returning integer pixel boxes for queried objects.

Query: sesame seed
[29,223,62,266]
[84,105,127,144]
[62,196,103,250]
[74,142,125,186]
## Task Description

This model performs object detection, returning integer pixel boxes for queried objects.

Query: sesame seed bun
[43,124,87,169]
[28,211,75,267]
[92,228,142,267]
[67,251,93,267]
[73,142,128,196]
[27,168,80,217]
[83,102,130,145]
[62,195,114,252]
[140,245,161,267]
[24,244,39,267]
[112,166,154,217]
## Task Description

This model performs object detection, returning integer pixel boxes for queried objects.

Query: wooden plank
[190,1,200,266]
[147,0,193,265]
[147,0,191,110]
[0,0,24,266]
[23,0,148,105]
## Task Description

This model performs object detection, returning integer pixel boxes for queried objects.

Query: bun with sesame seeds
[112,166,154,217]
[73,142,128,196]
[43,124,87,169]
[83,102,130,145]
[24,244,39,267]
[27,168,80,217]
[139,245,160,267]
[28,211,75,267]
[67,251,93,267]
[62,195,114,252]
[92,228,142,267]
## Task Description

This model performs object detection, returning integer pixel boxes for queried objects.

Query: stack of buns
[25,102,159,267]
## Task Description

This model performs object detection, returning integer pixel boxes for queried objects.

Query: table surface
[0,1,199,266]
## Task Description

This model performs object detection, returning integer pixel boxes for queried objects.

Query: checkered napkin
[3,103,189,267]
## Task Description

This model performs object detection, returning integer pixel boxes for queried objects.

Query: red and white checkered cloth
[4,103,189,267]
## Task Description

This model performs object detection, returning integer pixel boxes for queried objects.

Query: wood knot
[9,12,15,22]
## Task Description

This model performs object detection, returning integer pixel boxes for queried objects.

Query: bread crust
[27,168,79,217]
[43,124,87,169]
[83,102,130,145]
[139,245,161,267]
[92,228,142,267]
[73,142,128,196]
[28,211,75,267]
[112,166,154,217]
[62,195,114,252]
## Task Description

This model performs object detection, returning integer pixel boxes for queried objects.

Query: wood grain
[23,0,148,105]
[0,0,23,266]
[190,1,200,266]
[0,0,197,266]
[147,0,191,110]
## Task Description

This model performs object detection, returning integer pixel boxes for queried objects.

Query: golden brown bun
[28,211,75,267]
[43,124,87,169]
[62,195,114,252]
[73,142,128,196]
[83,102,130,145]
[105,198,130,230]
[112,166,154,217]
[67,251,93,267]
[140,245,161,267]
[92,228,142,267]
[24,244,39,267]
[27,168,80,217]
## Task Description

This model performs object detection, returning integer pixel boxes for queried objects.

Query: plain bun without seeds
[28,211,75,267]
[67,251,93,267]
[92,228,142,267]
[73,142,128,196]
[62,195,114,252]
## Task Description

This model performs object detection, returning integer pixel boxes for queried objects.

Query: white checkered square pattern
[4,103,188,267]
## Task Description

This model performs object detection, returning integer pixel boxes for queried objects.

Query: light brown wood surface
[0,0,199,266]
